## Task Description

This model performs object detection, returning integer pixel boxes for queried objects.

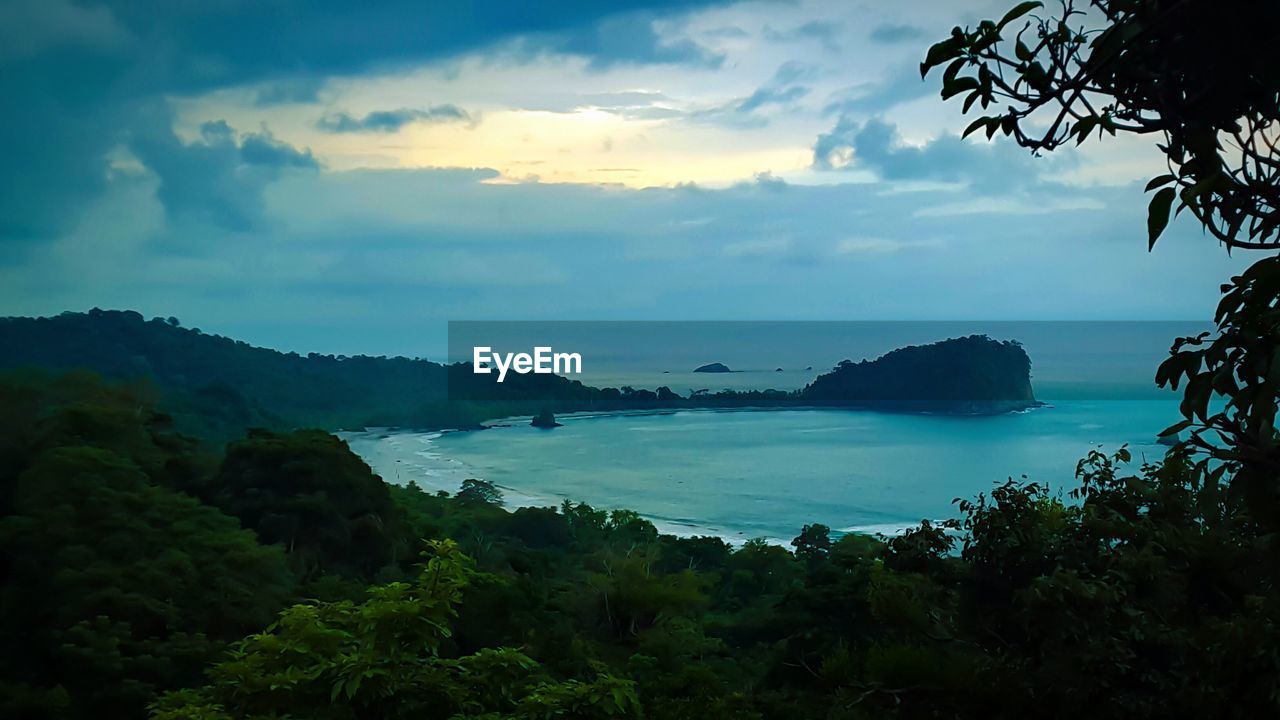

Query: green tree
[457,477,505,507]
[149,541,641,720]
[212,429,406,580]
[790,523,833,563]
[0,446,293,719]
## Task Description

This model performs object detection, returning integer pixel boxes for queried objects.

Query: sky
[0,0,1255,357]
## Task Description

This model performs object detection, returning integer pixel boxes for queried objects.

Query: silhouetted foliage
[921,0,1280,250]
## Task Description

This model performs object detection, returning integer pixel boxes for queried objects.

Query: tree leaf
[941,75,980,100]
[943,57,965,84]
[999,1,1043,29]
[1147,187,1176,250]
[921,37,963,77]
[963,117,991,138]
[1073,116,1098,144]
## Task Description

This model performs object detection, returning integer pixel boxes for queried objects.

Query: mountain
[800,335,1037,413]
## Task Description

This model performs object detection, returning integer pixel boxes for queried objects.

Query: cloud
[736,61,816,114]
[702,25,750,39]
[238,129,322,169]
[0,0,732,242]
[764,20,843,51]
[253,77,326,107]
[0,93,126,241]
[738,85,809,114]
[0,164,1250,356]
[127,113,319,232]
[509,90,677,118]
[813,117,1062,193]
[317,106,475,133]
[597,60,816,131]
[101,0,736,96]
[835,237,944,255]
[535,11,725,70]
[869,24,926,44]
[0,0,131,60]
[823,64,931,115]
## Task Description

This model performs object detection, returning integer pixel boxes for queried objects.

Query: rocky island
[801,335,1039,414]
[531,408,563,428]
[693,362,734,373]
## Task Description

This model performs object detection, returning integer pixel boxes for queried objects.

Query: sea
[344,321,1205,544]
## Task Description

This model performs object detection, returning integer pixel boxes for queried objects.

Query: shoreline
[339,425,792,545]
[338,403,1059,545]
[473,400,1051,434]
[340,399,1174,546]
[336,398,1048,436]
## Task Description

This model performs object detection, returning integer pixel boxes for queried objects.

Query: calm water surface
[346,400,1180,543]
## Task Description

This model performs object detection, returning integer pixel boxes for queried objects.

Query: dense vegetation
[0,372,296,718]
[3,370,1276,719]
[4,1,1279,717]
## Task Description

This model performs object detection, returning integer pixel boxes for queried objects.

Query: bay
[344,399,1180,544]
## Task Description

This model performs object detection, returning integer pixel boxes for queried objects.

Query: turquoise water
[346,399,1182,544]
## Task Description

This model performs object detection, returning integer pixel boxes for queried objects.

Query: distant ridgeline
[0,310,461,438]
[0,311,1037,439]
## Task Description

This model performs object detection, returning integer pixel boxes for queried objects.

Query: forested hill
[0,310,456,434]
[0,312,1039,437]
[0,310,643,436]
[800,335,1036,412]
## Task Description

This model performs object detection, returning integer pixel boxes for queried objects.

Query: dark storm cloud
[127,113,319,232]
[531,11,725,70]
[0,0,734,242]
[91,0,736,96]
[317,106,475,133]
